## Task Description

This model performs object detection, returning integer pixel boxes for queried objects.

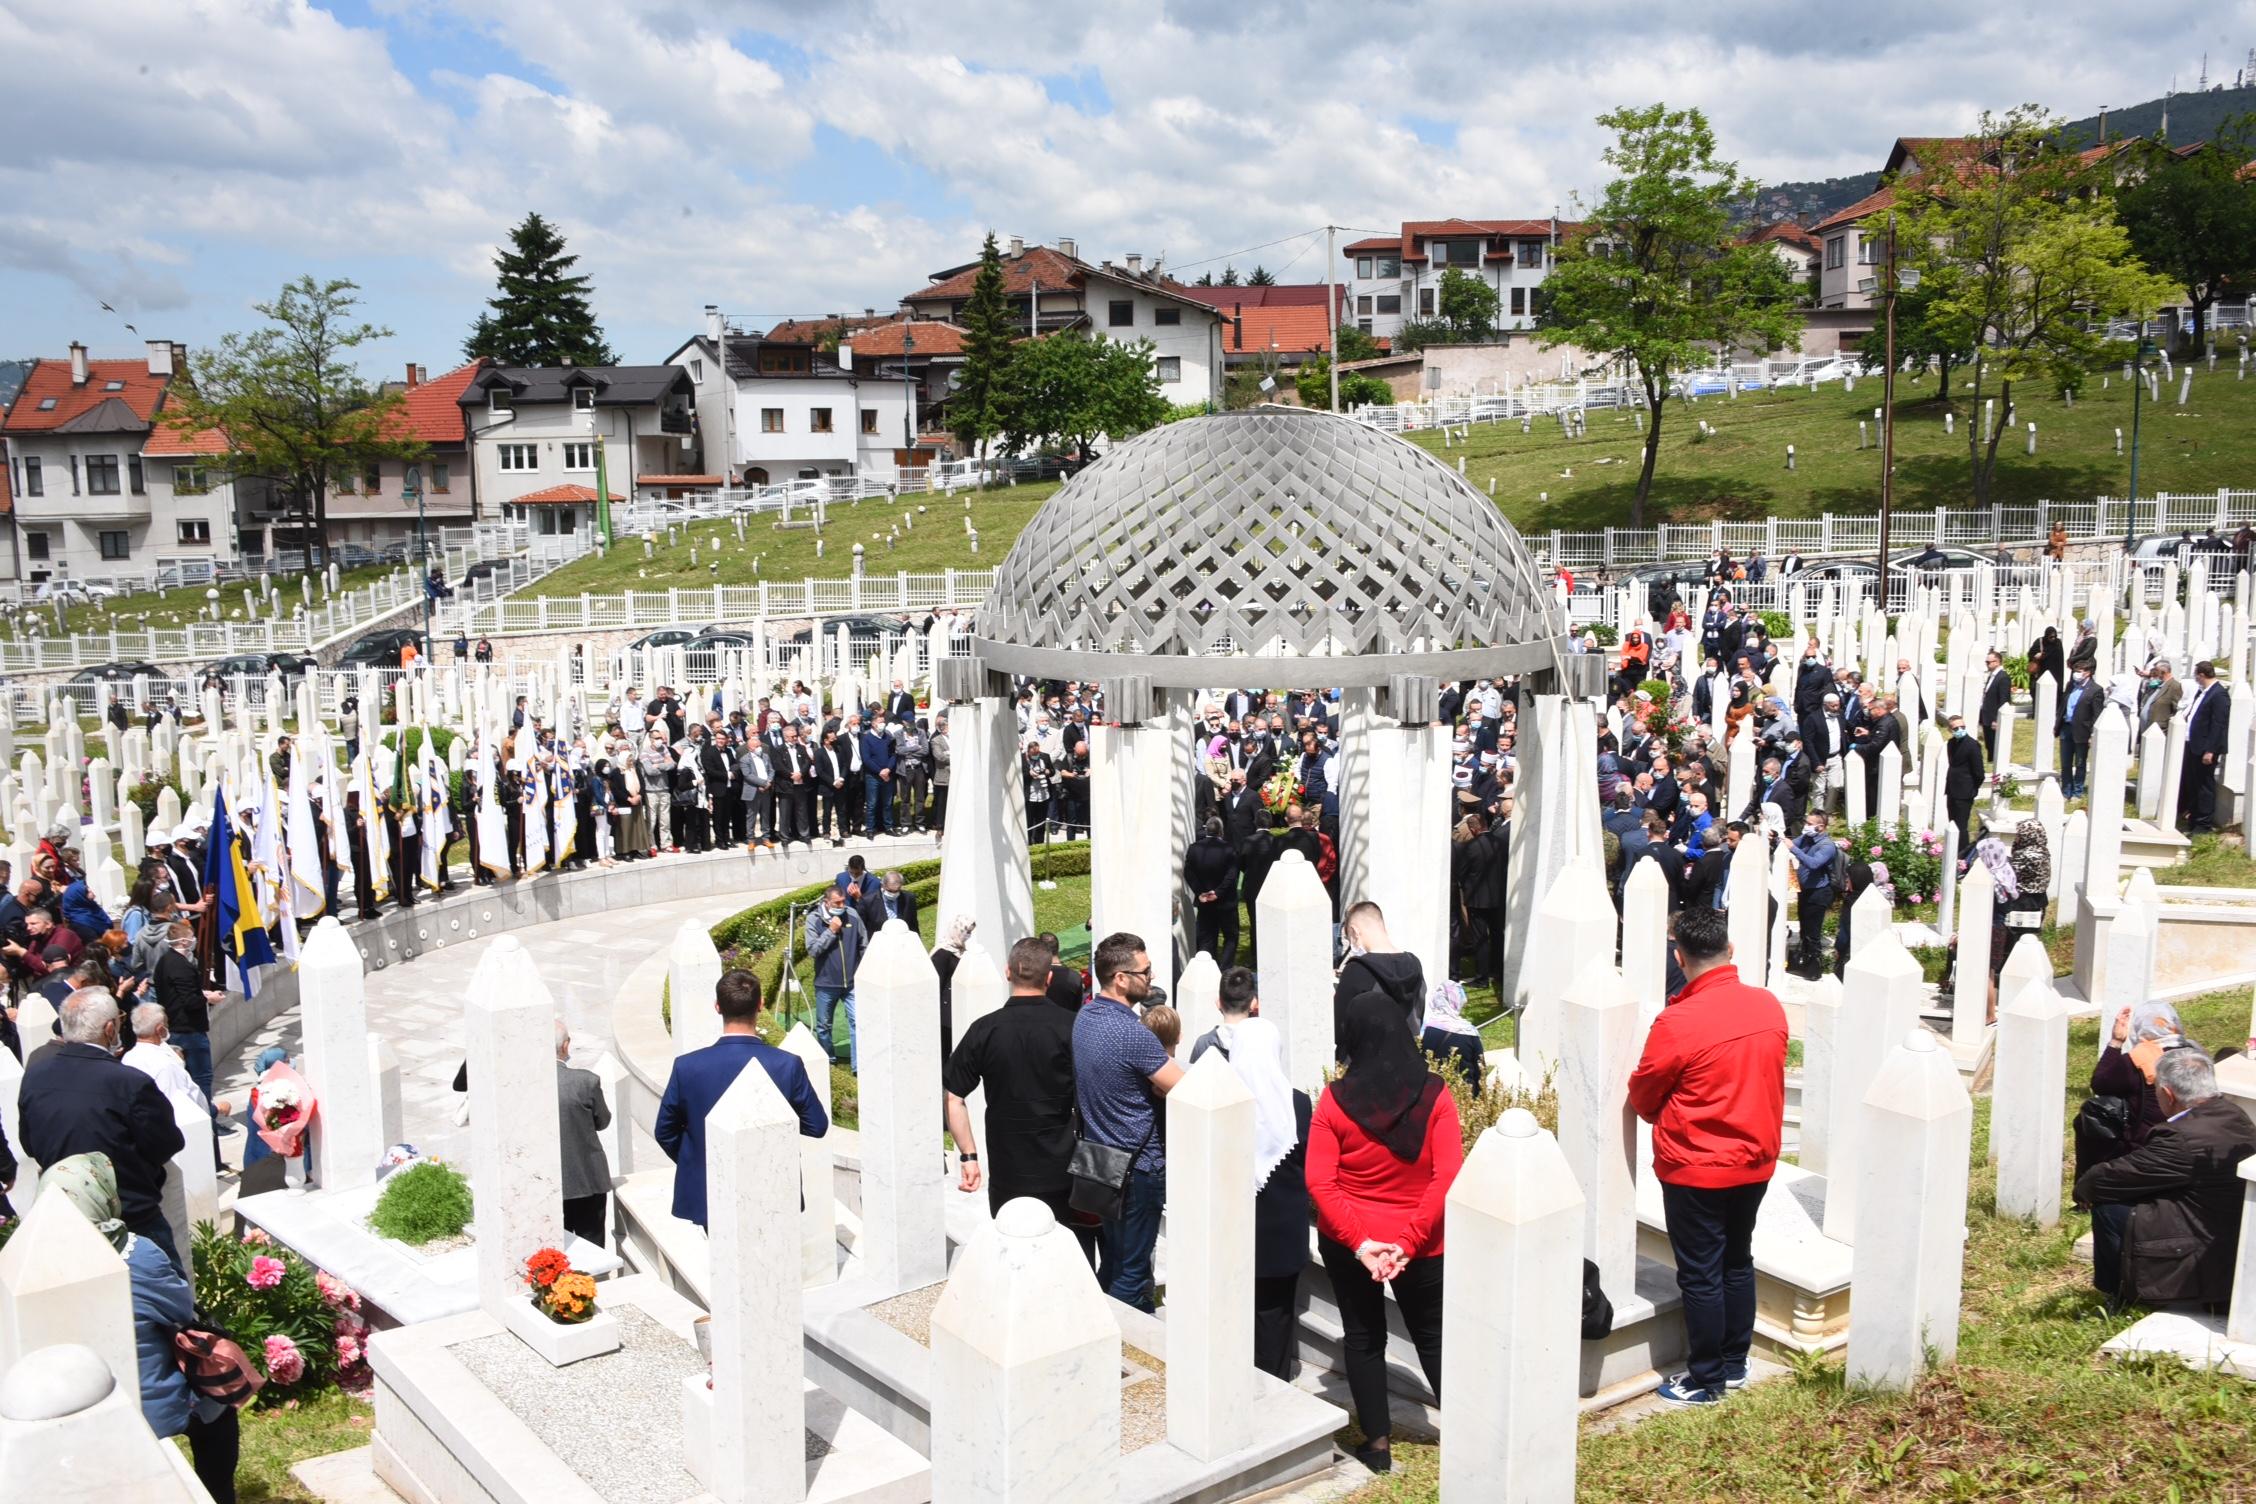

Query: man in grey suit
[555,1020,613,1247]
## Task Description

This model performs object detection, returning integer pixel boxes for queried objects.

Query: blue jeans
[1097,1164,1166,1313]
[1661,1177,1768,1392]
[173,1031,215,1118]
[814,986,857,1073]
[862,774,890,836]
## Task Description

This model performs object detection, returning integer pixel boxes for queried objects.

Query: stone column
[371,1038,403,1151]
[462,937,567,1322]
[1877,741,1904,831]
[1993,961,2067,1226]
[299,918,381,1192]
[2135,722,2166,819]
[2032,676,2057,775]
[1502,694,1587,1016]
[1726,730,1754,817]
[683,1056,805,1504]
[1557,964,1639,1297]
[1256,850,1334,1096]
[855,920,947,1292]
[0,1046,35,1205]
[0,1192,138,1412]
[778,1024,838,1286]
[1516,858,1612,1075]
[668,920,725,1060]
[2226,1162,2256,1343]
[1844,749,1867,826]
[1337,689,1451,992]
[1845,1028,1972,1390]
[1823,932,1927,1245]
[2102,869,2159,1015]
[1799,974,1844,1176]
[1950,863,1993,1049]
[2158,712,2190,832]
[936,695,1035,961]
[1724,833,1769,975]
[930,1198,1120,1504]
[1620,858,1670,1014]
[1088,692,1192,1000]
[1172,952,1222,1066]
[1439,1108,1583,1504]
[1164,1053,1255,1462]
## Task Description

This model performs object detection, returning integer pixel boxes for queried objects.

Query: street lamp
[405,463,432,653]
[2124,336,2154,553]
[902,326,918,456]
[584,405,615,548]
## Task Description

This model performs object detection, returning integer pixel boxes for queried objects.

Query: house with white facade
[457,364,698,536]
[897,240,1225,409]
[0,340,238,582]
[313,358,491,550]
[1340,218,1577,343]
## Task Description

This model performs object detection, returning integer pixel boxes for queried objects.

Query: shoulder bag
[1067,1110,1157,1223]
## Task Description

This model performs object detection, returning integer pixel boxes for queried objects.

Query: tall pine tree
[464,212,618,367]
[950,231,1015,464]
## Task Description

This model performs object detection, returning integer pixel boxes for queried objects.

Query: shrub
[368,1160,474,1245]
[1638,678,1673,704]
[1583,622,1619,646]
[2001,652,2031,691]
[1431,1048,1557,1151]
[380,726,458,762]
[191,1222,347,1398]
[1842,818,1945,912]
[1758,610,1792,641]
[127,774,185,828]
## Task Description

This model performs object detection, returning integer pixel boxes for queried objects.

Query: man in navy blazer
[655,970,828,1228]
[2180,660,2232,834]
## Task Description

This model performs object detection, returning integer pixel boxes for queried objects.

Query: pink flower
[335,1333,362,1367]
[316,1272,361,1312]
[246,1256,287,1290]
[1870,844,1883,856]
[263,1333,306,1385]
[242,1229,273,1247]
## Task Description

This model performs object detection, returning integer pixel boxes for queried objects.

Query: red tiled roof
[1810,185,1898,234]
[907,245,1090,304]
[391,357,489,445]
[508,483,621,505]
[1341,236,1399,254]
[143,425,229,458]
[1345,219,1580,265]
[1221,305,1336,356]
[1176,284,1340,310]
[0,357,169,434]
[1745,222,1820,251]
[766,314,896,344]
[848,321,968,357]
[635,474,725,488]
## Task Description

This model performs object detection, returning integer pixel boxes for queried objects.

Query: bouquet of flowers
[524,1247,600,1325]
[1257,766,1303,816]
[252,1063,316,1159]
[190,1222,351,1399]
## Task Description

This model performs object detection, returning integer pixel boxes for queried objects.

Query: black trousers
[1317,1235,1442,1442]
[1660,1177,1768,1393]
[931,784,950,832]
[2182,757,2220,833]
[562,1192,608,1248]
[1796,886,1834,975]
[1945,796,1975,842]
[186,1406,241,1504]
[2061,735,2090,794]
[2091,1200,2131,1300]
[1254,1271,1301,1381]
[785,785,817,843]
[1194,900,1239,968]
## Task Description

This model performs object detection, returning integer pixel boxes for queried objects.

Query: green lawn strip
[196,1388,374,1504]
[18,563,400,639]
[2153,832,2256,889]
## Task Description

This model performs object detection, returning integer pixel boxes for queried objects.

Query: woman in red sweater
[1308,992,1464,1473]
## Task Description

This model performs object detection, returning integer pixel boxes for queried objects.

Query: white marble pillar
[1844,1028,1972,1390]
[2135,723,2165,819]
[1993,958,2067,1226]
[0,1191,138,1412]
[1518,857,1613,1074]
[855,920,947,1292]
[0,1045,34,1206]
[0,1343,213,1502]
[299,918,382,1192]
[1877,741,1904,831]
[2102,875,2159,1015]
[1502,694,1586,1016]
[1844,749,1867,827]
[1799,974,1844,1176]
[1088,694,1192,1000]
[1164,1052,1255,1462]
[683,1056,805,1504]
[2085,710,2133,907]
[1172,952,1222,1066]
[1256,850,1335,1096]
[1724,833,1769,975]
[1726,729,1755,816]
[1557,963,1639,1298]
[667,919,724,1060]
[2227,1162,2256,1343]
[930,1198,1120,1504]
[1620,858,1670,1014]
[2158,712,2190,831]
[1338,692,1452,992]
[463,937,569,1326]
[778,1024,838,1286]
[2057,807,2089,917]
[1950,864,1994,1050]
[936,696,1035,961]
[1439,1108,1583,1504]
[1934,821,1961,939]
[1823,932,1927,1246]
[371,1038,403,1152]
[2032,676,2057,775]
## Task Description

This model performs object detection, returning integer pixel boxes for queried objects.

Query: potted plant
[524,1247,600,1326]
[501,1243,620,1366]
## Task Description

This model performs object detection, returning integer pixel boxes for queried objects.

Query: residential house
[457,364,698,536]
[310,359,491,553]
[1340,219,1577,342]
[897,239,1225,408]
[1743,223,1822,295]
[0,340,237,581]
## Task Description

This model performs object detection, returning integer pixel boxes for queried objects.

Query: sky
[2,0,2250,376]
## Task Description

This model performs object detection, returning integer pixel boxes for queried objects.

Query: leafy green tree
[1856,269,1976,399]
[996,334,1169,465]
[1539,103,1802,525]
[1437,268,1500,341]
[1333,325,1384,362]
[1886,107,2178,504]
[1194,272,1216,287]
[949,231,1015,463]
[1247,265,1276,286]
[164,276,422,557]
[1295,355,1392,408]
[2116,115,2256,353]
[463,212,617,367]
[1389,318,1451,354]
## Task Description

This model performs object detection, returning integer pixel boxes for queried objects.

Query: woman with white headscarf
[1209,1011,1310,1382]
[1421,980,1486,1083]
[930,915,975,1060]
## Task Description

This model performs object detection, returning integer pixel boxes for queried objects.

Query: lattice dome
[969,409,1580,689]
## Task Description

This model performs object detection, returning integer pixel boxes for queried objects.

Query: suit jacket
[18,1041,186,1232]
[886,690,916,723]
[557,1062,613,1202]
[2063,680,2104,744]
[2141,677,2183,734]
[1219,787,1263,851]
[2185,682,2231,759]
[1979,669,2012,730]
[655,1036,827,1226]
[1944,734,1986,802]
[1183,837,1240,907]
[1793,659,1833,716]
[2073,1096,2256,1305]
[861,886,919,935]
[1682,848,1729,910]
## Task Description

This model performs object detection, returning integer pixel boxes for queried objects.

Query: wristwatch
[959,1152,978,1162]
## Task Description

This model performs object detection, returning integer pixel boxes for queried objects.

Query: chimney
[172,342,187,374]
[403,361,420,389]
[704,304,724,345]
[1126,253,1142,275]
[146,340,174,378]
[1008,236,1024,256]
[69,342,89,386]
[864,308,875,319]
[1058,237,1078,261]
[418,364,428,384]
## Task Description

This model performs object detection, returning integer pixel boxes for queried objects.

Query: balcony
[17,487,148,522]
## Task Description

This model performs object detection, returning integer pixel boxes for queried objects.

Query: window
[1419,288,1436,317]
[36,397,56,411]
[757,348,810,374]
[810,407,834,433]
[177,518,211,545]
[1356,295,1373,315]
[761,408,784,433]
[489,389,513,416]
[1510,287,1527,316]
[1858,237,1881,265]
[362,463,382,491]
[1825,236,1845,270]
[861,408,880,435]
[1356,318,1373,334]
[1375,295,1402,315]
[1355,256,1373,278]
[572,387,595,411]
[86,455,120,494]
[497,443,538,472]
[1434,239,1480,267]
[1108,300,1134,328]
[1154,306,1180,327]
[1518,241,1546,270]
[1155,356,1181,383]
[562,442,595,471]
[103,379,125,392]
[98,530,129,560]
[22,457,40,496]
[689,358,704,381]
[1374,256,1401,278]
[24,531,48,560]
[431,462,450,492]
[68,456,80,494]
[128,456,145,495]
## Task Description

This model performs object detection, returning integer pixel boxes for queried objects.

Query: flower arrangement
[251,1062,316,1159]
[1991,771,2023,803]
[1845,820,1944,913]
[191,1221,356,1401]
[1257,766,1303,816]
[524,1247,600,1325]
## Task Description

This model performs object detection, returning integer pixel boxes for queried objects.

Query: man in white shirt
[121,1001,222,1125]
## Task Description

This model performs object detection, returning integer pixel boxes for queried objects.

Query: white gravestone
[0,1343,211,1504]
[1256,851,1335,1097]
[1164,1052,1256,1462]
[1556,964,1640,1297]
[1823,933,1927,1246]
[668,920,725,1060]
[855,920,948,1292]
[1799,974,1845,1176]
[1992,961,2068,1226]
[1172,952,1222,1067]
[1519,858,1613,1075]
[779,1024,838,1286]
[0,1193,139,1412]
[1844,1028,1972,1390]
[1950,863,1994,1049]
[299,918,382,1192]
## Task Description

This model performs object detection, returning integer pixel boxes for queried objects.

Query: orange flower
[524,1247,571,1289]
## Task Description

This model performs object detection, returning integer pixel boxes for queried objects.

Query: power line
[1166,227,1325,274]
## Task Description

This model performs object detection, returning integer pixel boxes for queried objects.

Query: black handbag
[1067,1112,1157,1223]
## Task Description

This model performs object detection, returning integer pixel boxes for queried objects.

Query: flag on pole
[474,738,510,880]
[419,724,451,891]
[285,738,326,919]
[199,789,278,994]
[520,746,549,874]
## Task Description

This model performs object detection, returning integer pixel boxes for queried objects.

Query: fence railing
[452,569,1000,637]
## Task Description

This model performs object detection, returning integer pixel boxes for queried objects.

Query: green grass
[1344,987,2256,1502]
[2154,832,2255,888]
[187,1388,373,1503]
[521,480,1064,600]
[1411,361,2256,534]
[10,563,398,637]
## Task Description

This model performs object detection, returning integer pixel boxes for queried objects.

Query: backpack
[1827,841,1848,891]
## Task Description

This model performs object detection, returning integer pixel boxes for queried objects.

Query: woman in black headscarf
[1306,991,1464,1474]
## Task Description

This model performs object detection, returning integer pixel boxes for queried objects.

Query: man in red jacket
[1628,904,1788,1406]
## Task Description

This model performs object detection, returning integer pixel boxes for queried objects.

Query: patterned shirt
[1072,994,1169,1173]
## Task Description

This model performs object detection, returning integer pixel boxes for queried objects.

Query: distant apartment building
[1340,218,1577,343]
[458,364,699,536]
[0,340,237,581]
[305,358,491,552]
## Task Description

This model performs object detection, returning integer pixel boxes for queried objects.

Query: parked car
[197,651,315,686]
[34,579,120,605]
[1782,547,1991,587]
[337,627,428,667]
[625,627,709,653]
[68,660,165,684]
[458,560,505,588]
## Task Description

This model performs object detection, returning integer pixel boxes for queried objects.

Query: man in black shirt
[942,936,1095,1262]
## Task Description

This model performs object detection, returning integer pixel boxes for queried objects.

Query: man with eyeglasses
[1070,932,1184,1312]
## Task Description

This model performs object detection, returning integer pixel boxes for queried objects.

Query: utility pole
[1325,224,1339,413]
[1877,212,1897,583]
[2126,336,2149,550]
